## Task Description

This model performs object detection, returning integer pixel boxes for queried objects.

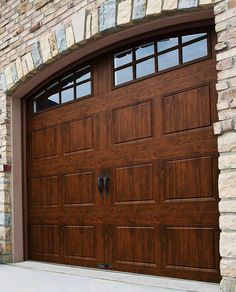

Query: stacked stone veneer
[0,0,236,290]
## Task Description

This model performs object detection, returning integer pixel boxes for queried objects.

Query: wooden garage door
[26,26,220,282]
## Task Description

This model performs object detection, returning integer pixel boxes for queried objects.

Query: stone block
[214,121,223,135]
[219,153,236,169]
[21,52,35,76]
[39,35,52,63]
[132,0,146,20]
[220,215,236,231]
[0,74,7,92]
[217,58,233,71]
[146,0,162,15]
[4,66,14,89]
[91,9,99,36]
[162,0,178,11]
[0,213,11,226]
[48,32,58,58]
[216,80,229,91]
[219,171,236,198]
[35,0,53,10]
[117,0,132,25]
[55,23,67,53]
[229,0,236,9]
[86,12,92,39]
[219,200,236,212]
[217,100,229,111]
[220,232,236,257]
[99,0,116,31]
[220,277,236,291]
[218,109,236,121]
[31,42,43,68]
[65,22,75,48]
[178,0,198,9]
[71,8,86,43]
[217,48,236,62]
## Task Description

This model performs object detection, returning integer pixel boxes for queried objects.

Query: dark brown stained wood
[26,26,220,283]
[30,225,60,257]
[113,100,152,144]
[31,176,59,207]
[32,127,57,159]
[114,164,153,204]
[62,172,95,206]
[63,116,94,154]
[163,85,211,134]
[115,227,156,266]
[63,226,96,260]
[164,156,213,201]
[165,227,217,270]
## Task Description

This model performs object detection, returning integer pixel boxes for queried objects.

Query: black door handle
[97,175,103,198]
[104,175,110,198]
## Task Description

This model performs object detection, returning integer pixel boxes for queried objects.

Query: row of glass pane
[114,33,208,86]
[33,66,91,113]
[114,33,207,69]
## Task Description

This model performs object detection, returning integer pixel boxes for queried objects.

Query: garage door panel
[62,171,96,207]
[30,176,59,207]
[63,116,96,154]
[163,226,219,272]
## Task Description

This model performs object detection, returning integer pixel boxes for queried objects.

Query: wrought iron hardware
[97,175,103,198]
[104,175,110,198]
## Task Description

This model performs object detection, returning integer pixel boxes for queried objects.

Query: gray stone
[0,74,7,92]
[0,213,11,226]
[11,64,18,83]
[71,9,86,43]
[31,42,43,68]
[99,0,116,31]
[55,23,67,53]
[132,0,146,20]
[220,278,236,291]
[178,0,198,9]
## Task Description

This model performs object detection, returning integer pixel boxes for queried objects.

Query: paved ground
[0,264,182,292]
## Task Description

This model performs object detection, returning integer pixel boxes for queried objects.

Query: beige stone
[219,171,236,198]
[219,200,236,213]
[162,0,177,11]
[39,34,52,63]
[65,22,75,48]
[221,259,236,277]
[15,58,24,80]
[217,48,236,62]
[146,0,162,15]
[220,215,236,230]
[86,12,92,39]
[21,53,34,75]
[91,9,99,37]
[219,153,236,169]
[220,232,236,257]
[199,0,213,7]
[117,0,132,25]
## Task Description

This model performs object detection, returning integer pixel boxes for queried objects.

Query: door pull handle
[104,175,110,198]
[97,175,103,198]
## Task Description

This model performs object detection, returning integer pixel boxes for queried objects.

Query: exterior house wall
[0,0,235,290]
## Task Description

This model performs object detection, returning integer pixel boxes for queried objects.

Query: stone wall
[0,0,236,290]
[213,0,236,290]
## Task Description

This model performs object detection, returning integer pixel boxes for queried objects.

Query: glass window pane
[135,43,154,60]
[75,66,91,83]
[114,50,132,68]
[76,81,91,98]
[136,58,155,79]
[158,50,179,71]
[61,87,74,103]
[157,38,178,52]
[114,66,133,86]
[182,39,208,63]
[47,93,60,108]
[61,73,74,88]
[47,81,59,91]
[33,99,46,113]
[182,33,207,43]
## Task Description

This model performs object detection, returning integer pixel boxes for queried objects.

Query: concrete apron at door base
[0,0,236,291]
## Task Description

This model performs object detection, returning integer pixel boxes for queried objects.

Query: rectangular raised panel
[32,127,56,159]
[163,85,211,134]
[164,156,213,201]
[64,226,96,260]
[31,176,59,207]
[30,225,60,256]
[115,164,154,204]
[165,227,216,270]
[62,172,95,206]
[114,101,152,144]
[63,116,94,153]
[116,227,155,266]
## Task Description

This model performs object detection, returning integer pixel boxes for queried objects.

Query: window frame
[112,26,212,89]
[32,64,93,114]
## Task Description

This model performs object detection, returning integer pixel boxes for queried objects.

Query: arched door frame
[10,9,215,262]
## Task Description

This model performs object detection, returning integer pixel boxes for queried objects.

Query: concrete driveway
[0,262,220,292]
